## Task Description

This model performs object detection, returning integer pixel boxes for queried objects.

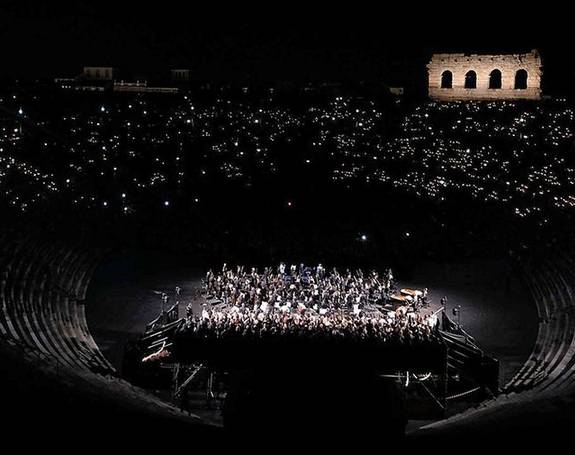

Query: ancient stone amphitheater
[1,228,573,446]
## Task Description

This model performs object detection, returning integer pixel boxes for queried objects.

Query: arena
[1,6,575,450]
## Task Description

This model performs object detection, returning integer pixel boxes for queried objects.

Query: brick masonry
[427,50,542,101]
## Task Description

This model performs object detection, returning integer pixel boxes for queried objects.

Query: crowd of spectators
[1,86,574,225]
[334,100,575,221]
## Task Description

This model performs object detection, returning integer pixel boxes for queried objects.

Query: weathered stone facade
[427,50,542,101]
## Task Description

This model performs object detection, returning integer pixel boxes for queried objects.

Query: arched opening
[440,70,453,89]
[489,69,502,89]
[515,69,528,89]
[464,70,477,89]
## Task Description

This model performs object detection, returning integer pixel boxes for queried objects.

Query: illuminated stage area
[87,257,535,380]
[142,265,446,368]
[151,265,451,435]
[82,255,535,433]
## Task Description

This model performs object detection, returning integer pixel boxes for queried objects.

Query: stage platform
[86,254,536,386]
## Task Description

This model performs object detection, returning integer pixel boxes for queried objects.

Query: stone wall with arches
[427,50,542,101]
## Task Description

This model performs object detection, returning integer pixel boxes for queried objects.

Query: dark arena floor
[3,10,575,449]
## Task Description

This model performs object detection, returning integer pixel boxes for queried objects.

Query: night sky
[1,2,572,90]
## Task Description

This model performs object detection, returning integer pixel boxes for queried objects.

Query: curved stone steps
[74,252,115,372]
[5,239,40,348]
[62,248,114,372]
[0,232,211,431]
[506,266,555,390]
[16,243,52,356]
[520,257,575,392]
[506,268,548,389]
[532,255,575,393]
[44,244,112,372]
[23,240,86,369]
[32,243,84,368]
[0,235,114,372]
[508,258,575,391]
[526,262,572,388]
[14,241,86,370]
[0,241,20,339]
[20,242,64,361]
[425,249,575,438]
[55,268,111,370]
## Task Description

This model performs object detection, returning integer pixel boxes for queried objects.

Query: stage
[86,253,537,387]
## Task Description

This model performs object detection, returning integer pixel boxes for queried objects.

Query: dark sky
[1,1,572,89]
